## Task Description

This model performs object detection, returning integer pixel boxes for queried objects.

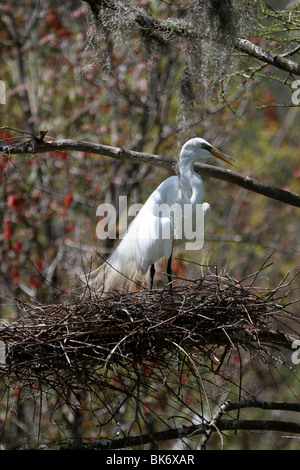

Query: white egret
[92,137,236,292]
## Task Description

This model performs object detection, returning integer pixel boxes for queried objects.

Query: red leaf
[36,257,43,272]
[7,194,25,212]
[64,192,74,208]
[12,266,19,285]
[3,220,12,239]
[29,277,40,289]
[56,150,67,160]
[13,241,23,252]
[0,156,9,173]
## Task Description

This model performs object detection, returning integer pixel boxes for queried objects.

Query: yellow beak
[210,147,238,166]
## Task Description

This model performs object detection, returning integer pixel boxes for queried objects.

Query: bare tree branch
[225,399,300,413]
[1,136,300,208]
[60,414,300,450]
[59,398,300,450]
[200,399,300,450]
[235,38,300,76]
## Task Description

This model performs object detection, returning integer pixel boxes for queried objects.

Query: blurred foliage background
[0,0,299,450]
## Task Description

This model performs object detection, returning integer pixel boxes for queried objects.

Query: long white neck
[178,151,205,204]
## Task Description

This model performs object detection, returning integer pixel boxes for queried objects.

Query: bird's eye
[201,143,212,151]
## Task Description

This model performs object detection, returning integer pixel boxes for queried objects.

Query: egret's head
[180,137,237,166]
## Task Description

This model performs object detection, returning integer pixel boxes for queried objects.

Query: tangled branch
[84,0,300,76]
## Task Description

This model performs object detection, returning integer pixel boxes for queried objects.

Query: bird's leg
[167,255,172,287]
[150,264,155,289]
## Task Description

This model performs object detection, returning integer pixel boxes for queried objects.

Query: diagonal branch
[1,136,300,208]
[235,38,300,76]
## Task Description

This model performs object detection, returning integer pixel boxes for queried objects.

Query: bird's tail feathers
[90,244,148,293]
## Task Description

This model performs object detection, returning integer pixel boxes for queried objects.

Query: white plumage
[92,137,236,292]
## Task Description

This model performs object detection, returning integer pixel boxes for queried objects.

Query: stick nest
[0,267,298,394]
